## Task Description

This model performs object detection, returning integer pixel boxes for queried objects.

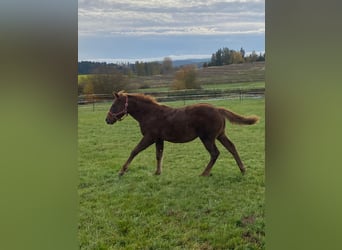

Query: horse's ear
[113,92,119,99]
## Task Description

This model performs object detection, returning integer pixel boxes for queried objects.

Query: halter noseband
[107,95,128,121]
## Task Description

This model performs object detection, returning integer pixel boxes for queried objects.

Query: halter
[107,95,128,121]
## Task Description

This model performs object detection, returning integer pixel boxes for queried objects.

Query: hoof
[200,173,212,177]
[154,172,161,175]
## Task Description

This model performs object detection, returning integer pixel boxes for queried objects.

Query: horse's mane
[119,91,159,105]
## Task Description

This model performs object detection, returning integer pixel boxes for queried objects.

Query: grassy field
[78,97,265,249]
[132,81,265,94]
[202,82,264,91]
[79,62,265,94]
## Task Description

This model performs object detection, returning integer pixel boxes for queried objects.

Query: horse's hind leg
[155,139,164,175]
[199,137,220,176]
[217,133,246,174]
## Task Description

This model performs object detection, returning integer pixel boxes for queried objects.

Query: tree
[222,47,231,65]
[172,65,200,90]
[135,61,145,76]
[257,52,265,62]
[83,82,94,95]
[207,47,251,66]
[231,51,244,64]
[215,48,223,66]
[78,68,130,95]
[150,62,162,75]
[162,57,173,74]
[209,53,217,66]
[240,47,246,59]
[246,51,258,62]
[82,82,95,103]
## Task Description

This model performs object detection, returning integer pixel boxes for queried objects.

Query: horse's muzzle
[105,117,116,124]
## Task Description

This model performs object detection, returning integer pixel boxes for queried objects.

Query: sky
[78,0,265,63]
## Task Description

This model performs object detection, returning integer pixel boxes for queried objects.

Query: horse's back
[158,104,225,142]
[186,104,225,133]
[126,95,226,142]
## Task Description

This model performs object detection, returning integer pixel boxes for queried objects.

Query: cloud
[78,0,265,37]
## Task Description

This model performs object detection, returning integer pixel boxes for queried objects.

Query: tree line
[205,47,265,67]
[78,57,174,77]
[78,47,265,95]
[78,63,199,95]
[78,48,264,76]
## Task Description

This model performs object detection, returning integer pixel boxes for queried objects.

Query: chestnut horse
[105,91,259,176]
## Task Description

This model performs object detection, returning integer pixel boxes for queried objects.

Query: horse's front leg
[119,136,154,176]
[155,139,164,175]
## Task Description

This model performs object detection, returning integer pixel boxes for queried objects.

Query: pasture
[133,81,265,93]
[78,97,265,249]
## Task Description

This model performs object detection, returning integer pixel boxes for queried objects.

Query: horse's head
[105,92,128,124]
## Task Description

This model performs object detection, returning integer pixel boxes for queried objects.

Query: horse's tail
[218,108,259,125]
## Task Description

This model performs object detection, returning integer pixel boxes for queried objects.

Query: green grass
[78,72,264,93]
[202,81,265,90]
[134,86,170,93]
[78,98,265,249]
[134,81,265,93]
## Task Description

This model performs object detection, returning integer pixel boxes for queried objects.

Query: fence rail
[78,88,265,105]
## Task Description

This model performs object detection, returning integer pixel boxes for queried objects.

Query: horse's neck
[128,97,159,122]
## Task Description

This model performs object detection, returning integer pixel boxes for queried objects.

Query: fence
[143,88,264,102]
[78,88,265,109]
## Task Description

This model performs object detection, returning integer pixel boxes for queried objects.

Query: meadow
[133,81,265,93]
[78,97,265,249]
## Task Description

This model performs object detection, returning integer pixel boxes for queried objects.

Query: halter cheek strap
[107,95,128,121]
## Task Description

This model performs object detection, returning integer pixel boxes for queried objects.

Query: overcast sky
[78,0,265,63]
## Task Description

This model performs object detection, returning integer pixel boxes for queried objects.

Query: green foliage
[134,61,161,76]
[78,71,131,95]
[245,51,266,63]
[78,61,133,75]
[209,47,265,66]
[78,98,265,249]
[172,65,201,90]
[210,47,241,66]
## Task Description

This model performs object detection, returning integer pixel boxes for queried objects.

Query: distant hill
[171,58,210,67]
